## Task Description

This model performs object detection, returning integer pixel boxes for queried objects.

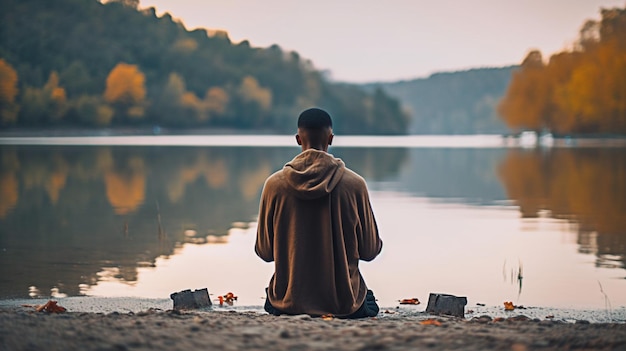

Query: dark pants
[264,289,379,319]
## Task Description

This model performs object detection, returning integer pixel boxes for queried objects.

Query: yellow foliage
[499,7,626,134]
[498,149,626,234]
[0,172,19,219]
[166,152,228,203]
[44,72,68,121]
[103,161,146,215]
[126,105,145,118]
[0,59,18,105]
[172,38,198,54]
[565,62,601,123]
[238,76,272,111]
[181,91,201,108]
[204,87,229,114]
[96,104,115,126]
[498,51,551,131]
[239,163,272,200]
[46,170,67,204]
[50,87,66,102]
[0,59,19,124]
[104,63,146,106]
[207,29,229,39]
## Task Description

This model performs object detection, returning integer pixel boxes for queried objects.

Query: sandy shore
[1,304,626,351]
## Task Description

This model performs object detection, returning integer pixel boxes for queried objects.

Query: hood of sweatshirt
[283,149,346,200]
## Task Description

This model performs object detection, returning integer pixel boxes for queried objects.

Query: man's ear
[296,134,302,145]
[328,133,334,146]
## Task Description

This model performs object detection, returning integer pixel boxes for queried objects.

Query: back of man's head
[296,108,334,151]
[298,108,333,130]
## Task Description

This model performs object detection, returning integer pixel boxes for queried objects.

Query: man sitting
[255,107,382,318]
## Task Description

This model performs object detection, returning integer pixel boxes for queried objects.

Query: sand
[1,301,626,351]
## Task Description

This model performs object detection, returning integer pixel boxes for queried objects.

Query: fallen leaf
[35,300,66,313]
[321,314,334,320]
[419,319,442,326]
[494,317,505,322]
[504,301,515,311]
[399,298,420,305]
[383,310,396,314]
[218,292,238,306]
[545,315,554,319]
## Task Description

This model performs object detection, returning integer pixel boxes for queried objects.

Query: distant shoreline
[1,128,625,139]
[0,127,283,138]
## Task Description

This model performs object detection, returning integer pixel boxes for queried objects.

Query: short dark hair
[298,108,332,129]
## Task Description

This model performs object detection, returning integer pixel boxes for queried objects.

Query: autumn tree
[499,6,626,135]
[104,63,146,121]
[73,95,114,126]
[238,76,272,111]
[152,73,230,126]
[43,72,68,120]
[0,59,19,125]
[236,76,272,127]
[498,50,552,132]
[19,71,68,125]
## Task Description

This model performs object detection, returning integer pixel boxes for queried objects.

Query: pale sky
[140,0,625,82]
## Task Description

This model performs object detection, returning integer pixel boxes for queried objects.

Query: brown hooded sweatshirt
[255,149,382,316]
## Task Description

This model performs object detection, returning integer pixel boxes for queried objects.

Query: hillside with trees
[498,7,626,135]
[0,0,409,134]
[365,67,515,135]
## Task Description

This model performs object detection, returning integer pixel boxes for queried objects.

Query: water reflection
[0,145,408,298]
[498,148,626,270]
[0,143,625,309]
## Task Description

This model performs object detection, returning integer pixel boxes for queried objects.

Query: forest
[0,0,409,134]
[498,6,626,135]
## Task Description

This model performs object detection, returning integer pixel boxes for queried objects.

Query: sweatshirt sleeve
[255,180,275,262]
[357,184,383,261]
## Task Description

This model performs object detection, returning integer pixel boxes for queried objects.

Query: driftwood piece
[170,288,211,310]
[425,293,467,317]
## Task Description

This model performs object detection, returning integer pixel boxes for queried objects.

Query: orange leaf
[220,292,238,305]
[321,314,334,320]
[504,301,515,311]
[36,300,66,313]
[399,298,420,305]
[419,319,442,326]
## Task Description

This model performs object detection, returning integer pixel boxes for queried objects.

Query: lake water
[0,135,625,311]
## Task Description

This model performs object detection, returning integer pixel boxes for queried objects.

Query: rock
[425,293,467,318]
[170,288,212,310]
[471,315,493,323]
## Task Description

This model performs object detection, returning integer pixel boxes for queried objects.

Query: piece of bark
[170,288,211,310]
[425,293,467,317]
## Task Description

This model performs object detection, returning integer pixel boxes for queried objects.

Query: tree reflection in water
[497,148,626,270]
[0,145,408,298]
[2,144,624,301]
